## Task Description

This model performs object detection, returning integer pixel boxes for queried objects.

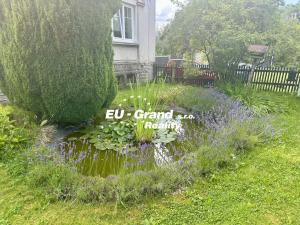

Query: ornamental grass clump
[127,81,166,143]
[0,0,120,124]
[218,83,294,115]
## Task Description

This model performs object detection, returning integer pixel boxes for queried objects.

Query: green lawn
[0,96,299,225]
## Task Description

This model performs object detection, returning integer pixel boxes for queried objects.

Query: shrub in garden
[0,0,120,123]
[0,106,31,160]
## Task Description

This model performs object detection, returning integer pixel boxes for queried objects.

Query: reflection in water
[154,143,173,166]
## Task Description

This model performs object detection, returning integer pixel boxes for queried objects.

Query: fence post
[171,65,175,83]
[248,63,257,84]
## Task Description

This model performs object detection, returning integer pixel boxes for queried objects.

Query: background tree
[271,20,300,69]
[272,1,300,69]
[284,1,300,22]
[158,0,294,74]
[0,0,120,124]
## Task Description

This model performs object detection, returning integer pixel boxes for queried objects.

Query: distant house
[112,0,156,84]
[290,12,300,22]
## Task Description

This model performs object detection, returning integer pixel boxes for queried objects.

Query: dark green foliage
[0,0,120,123]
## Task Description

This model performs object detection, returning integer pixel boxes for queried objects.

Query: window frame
[112,4,136,43]
[112,9,123,39]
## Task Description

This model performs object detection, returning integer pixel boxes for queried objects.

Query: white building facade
[112,0,156,84]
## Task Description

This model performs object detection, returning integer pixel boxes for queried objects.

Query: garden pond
[59,115,198,177]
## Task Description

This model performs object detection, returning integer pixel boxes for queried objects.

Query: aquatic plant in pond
[152,117,183,144]
[128,81,166,142]
[78,120,136,152]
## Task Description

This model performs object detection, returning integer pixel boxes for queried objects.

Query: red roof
[248,45,269,55]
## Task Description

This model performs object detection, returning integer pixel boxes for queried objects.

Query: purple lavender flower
[78,151,86,160]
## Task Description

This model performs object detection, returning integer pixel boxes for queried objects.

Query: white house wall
[137,0,156,64]
[113,0,156,82]
[113,44,138,62]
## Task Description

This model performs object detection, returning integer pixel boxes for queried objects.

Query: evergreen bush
[0,0,120,123]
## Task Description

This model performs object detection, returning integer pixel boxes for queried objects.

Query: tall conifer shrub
[0,0,120,123]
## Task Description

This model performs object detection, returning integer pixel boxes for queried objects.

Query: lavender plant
[193,91,276,169]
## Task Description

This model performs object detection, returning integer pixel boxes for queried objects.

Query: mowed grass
[0,94,299,225]
[141,108,300,225]
[0,170,141,225]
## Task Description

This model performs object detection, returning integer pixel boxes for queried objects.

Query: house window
[112,10,122,38]
[112,5,135,42]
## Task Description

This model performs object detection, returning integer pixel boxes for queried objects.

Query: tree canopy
[157,0,300,72]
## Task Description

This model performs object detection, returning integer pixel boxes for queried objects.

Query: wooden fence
[153,64,300,94]
[153,64,217,87]
[237,67,300,93]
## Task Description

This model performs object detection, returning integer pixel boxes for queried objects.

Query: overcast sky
[286,0,299,3]
[156,0,299,28]
[156,0,178,29]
